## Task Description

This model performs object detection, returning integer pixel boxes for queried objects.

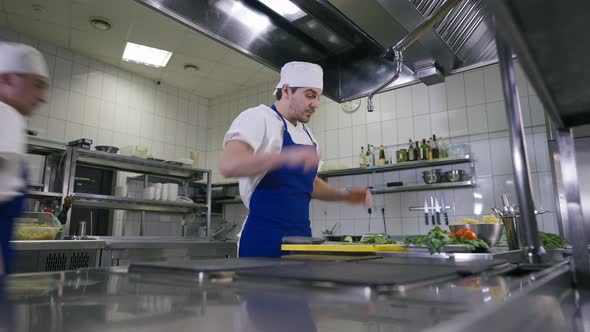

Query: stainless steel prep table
[96,237,236,267]
[0,256,576,332]
[11,238,237,273]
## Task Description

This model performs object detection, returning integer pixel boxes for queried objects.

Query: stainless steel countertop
[11,240,105,250]
[0,254,580,332]
[11,237,237,251]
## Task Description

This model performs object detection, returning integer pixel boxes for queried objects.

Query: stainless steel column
[555,129,590,286]
[206,170,212,238]
[495,31,542,264]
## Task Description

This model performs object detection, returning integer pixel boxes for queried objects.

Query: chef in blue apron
[220,61,368,258]
[0,43,50,275]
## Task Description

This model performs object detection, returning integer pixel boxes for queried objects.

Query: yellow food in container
[13,212,61,240]
[460,215,501,225]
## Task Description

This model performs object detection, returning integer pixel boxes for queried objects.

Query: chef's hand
[345,187,371,207]
[279,145,319,172]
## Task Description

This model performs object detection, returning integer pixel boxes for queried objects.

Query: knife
[430,196,436,225]
[441,193,449,225]
[434,196,441,225]
[423,197,429,225]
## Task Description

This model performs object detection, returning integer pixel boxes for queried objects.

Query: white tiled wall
[210,62,558,237]
[1,28,209,165]
[2,28,210,236]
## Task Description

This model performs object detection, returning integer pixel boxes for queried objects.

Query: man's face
[0,73,49,116]
[287,86,322,124]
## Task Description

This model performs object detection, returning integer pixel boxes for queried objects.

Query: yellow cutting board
[281,243,407,253]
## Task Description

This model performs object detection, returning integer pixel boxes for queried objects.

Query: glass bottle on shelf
[366,144,372,167]
[432,134,440,159]
[415,141,421,160]
[439,137,447,158]
[408,139,415,161]
[359,146,367,168]
[427,138,434,160]
[421,138,429,161]
[378,145,386,165]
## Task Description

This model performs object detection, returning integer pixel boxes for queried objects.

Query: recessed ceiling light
[89,17,112,31]
[184,64,199,72]
[31,4,46,13]
[122,42,173,68]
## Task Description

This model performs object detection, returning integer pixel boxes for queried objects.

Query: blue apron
[0,166,27,275]
[239,105,317,258]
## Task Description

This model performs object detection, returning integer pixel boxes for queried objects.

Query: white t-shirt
[0,101,26,202]
[223,104,321,208]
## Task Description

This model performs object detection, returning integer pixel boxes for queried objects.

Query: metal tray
[129,258,301,274]
[237,261,462,289]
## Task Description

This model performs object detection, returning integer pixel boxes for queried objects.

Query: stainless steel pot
[422,169,442,184]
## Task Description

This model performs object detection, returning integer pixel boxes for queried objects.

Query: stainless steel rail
[495,26,542,264]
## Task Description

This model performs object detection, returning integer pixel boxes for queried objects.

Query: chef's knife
[430,196,436,225]
[434,196,441,225]
[441,193,449,225]
[423,197,429,225]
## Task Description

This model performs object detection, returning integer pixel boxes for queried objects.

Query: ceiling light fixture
[184,64,199,72]
[31,4,46,13]
[258,0,306,21]
[89,17,112,31]
[122,42,173,68]
[214,0,270,34]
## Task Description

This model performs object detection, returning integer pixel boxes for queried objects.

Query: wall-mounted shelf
[72,193,206,213]
[214,198,243,205]
[318,156,472,178]
[371,180,475,194]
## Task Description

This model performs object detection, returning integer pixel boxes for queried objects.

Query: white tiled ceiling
[0,0,279,98]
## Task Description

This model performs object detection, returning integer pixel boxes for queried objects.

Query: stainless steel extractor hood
[134,0,497,103]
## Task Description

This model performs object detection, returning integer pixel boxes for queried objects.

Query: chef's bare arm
[220,140,319,178]
[312,177,367,204]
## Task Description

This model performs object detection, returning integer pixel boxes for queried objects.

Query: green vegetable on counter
[539,232,568,249]
[404,226,489,254]
[361,234,395,244]
[343,236,353,243]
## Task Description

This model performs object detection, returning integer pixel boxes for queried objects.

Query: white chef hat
[0,42,50,78]
[273,61,323,95]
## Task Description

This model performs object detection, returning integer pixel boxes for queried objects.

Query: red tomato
[462,230,478,240]
[455,228,468,238]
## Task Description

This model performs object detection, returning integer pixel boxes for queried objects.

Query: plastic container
[119,145,149,158]
[13,212,61,240]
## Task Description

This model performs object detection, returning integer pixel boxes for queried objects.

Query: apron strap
[270,104,316,146]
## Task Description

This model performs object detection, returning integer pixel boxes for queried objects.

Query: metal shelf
[317,156,472,178]
[75,148,208,179]
[72,193,207,213]
[27,136,66,155]
[371,180,475,194]
[214,198,243,205]
[27,191,63,199]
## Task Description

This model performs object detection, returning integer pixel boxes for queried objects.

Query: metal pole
[393,0,462,52]
[495,31,543,264]
[367,0,461,111]
[206,171,212,238]
[555,129,590,286]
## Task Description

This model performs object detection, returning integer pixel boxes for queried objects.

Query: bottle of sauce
[408,139,415,161]
[366,144,372,167]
